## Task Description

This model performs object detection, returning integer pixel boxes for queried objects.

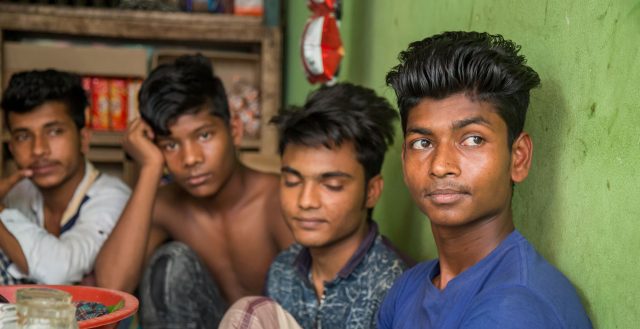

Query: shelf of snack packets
[82,77,142,132]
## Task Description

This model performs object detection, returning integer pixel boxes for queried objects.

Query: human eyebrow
[281,166,302,178]
[43,121,67,128]
[193,124,216,133]
[155,135,176,144]
[10,127,30,134]
[319,172,352,180]
[451,116,492,130]
[405,127,433,136]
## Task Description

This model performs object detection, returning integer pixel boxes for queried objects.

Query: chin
[177,181,216,198]
[292,233,328,248]
[30,176,64,190]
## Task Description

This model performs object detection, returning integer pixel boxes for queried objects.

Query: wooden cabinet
[0,3,282,184]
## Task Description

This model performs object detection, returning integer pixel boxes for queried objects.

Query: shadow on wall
[341,0,374,86]
[512,78,593,316]
[514,78,567,265]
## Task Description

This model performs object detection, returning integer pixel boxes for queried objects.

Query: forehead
[165,109,227,136]
[282,142,363,177]
[8,101,74,131]
[406,93,504,132]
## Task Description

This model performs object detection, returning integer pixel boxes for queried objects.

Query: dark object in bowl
[0,293,8,303]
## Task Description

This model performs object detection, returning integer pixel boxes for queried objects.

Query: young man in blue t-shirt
[378,31,592,328]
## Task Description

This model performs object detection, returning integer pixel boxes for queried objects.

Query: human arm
[0,180,130,284]
[0,214,28,275]
[0,169,34,274]
[94,119,168,292]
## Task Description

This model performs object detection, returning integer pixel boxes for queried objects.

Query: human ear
[80,127,91,155]
[230,115,244,146]
[510,132,533,183]
[365,175,384,208]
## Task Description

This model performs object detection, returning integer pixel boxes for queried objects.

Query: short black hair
[1,69,87,130]
[271,82,398,182]
[386,31,541,147]
[139,54,229,136]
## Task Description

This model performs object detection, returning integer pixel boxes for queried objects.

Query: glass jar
[15,288,78,329]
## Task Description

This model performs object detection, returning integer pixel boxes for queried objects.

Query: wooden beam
[0,4,267,42]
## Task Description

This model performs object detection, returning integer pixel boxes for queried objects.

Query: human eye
[12,132,30,142]
[48,127,65,136]
[322,178,345,192]
[159,141,179,152]
[282,174,301,187]
[198,131,213,141]
[324,183,343,192]
[461,136,484,146]
[409,138,432,150]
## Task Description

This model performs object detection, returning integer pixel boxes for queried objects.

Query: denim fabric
[139,242,228,329]
[266,222,407,329]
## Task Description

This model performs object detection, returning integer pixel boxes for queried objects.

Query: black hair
[271,82,398,182]
[386,31,541,147]
[138,54,229,136]
[1,69,87,130]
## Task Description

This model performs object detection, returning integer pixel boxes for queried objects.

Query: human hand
[0,169,32,201]
[124,118,165,170]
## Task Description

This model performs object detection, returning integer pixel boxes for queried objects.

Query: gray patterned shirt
[266,222,408,329]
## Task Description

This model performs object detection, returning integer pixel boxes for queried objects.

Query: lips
[425,188,470,205]
[292,217,326,230]
[29,161,59,176]
[186,173,212,186]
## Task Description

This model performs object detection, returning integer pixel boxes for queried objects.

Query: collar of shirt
[294,220,380,281]
[28,160,99,230]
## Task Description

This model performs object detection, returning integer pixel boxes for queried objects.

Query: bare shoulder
[243,169,293,249]
[244,169,281,208]
[247,169,280,192]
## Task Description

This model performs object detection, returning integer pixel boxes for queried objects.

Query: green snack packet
[107,300,124,313]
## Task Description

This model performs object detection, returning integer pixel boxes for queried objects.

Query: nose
[32,134,50,158]
[430,142,460,178]
[182,141,203,168]
[298,182,320,210]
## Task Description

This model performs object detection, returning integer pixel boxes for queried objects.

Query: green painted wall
[284,0,640,327]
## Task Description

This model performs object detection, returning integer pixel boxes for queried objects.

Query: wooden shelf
[0,4,282,183]
[4,41,148,79]
[0,4,267,43]
[87,147,125,163]
[90,131,125,146]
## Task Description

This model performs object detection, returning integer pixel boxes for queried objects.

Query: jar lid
[16,288,72,305]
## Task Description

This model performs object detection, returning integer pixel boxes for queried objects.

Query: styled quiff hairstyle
[386,31,541,147]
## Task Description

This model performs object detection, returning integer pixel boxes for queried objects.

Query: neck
[309,219,370,297]
[196,161,249,212]
[431,209,515,290]
[41,161,87,218]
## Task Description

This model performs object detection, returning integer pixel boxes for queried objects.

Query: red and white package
[307,0,337,16]
[109,79,128,131]
[90,78,110,131]
[301,14,344,84]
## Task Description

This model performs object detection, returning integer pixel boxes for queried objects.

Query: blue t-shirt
[377,230,592,329]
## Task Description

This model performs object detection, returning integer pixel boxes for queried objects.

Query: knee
[141,242,206,298]
[147,242,202,279]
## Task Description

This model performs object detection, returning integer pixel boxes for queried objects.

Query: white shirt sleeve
[0,175,130,284]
